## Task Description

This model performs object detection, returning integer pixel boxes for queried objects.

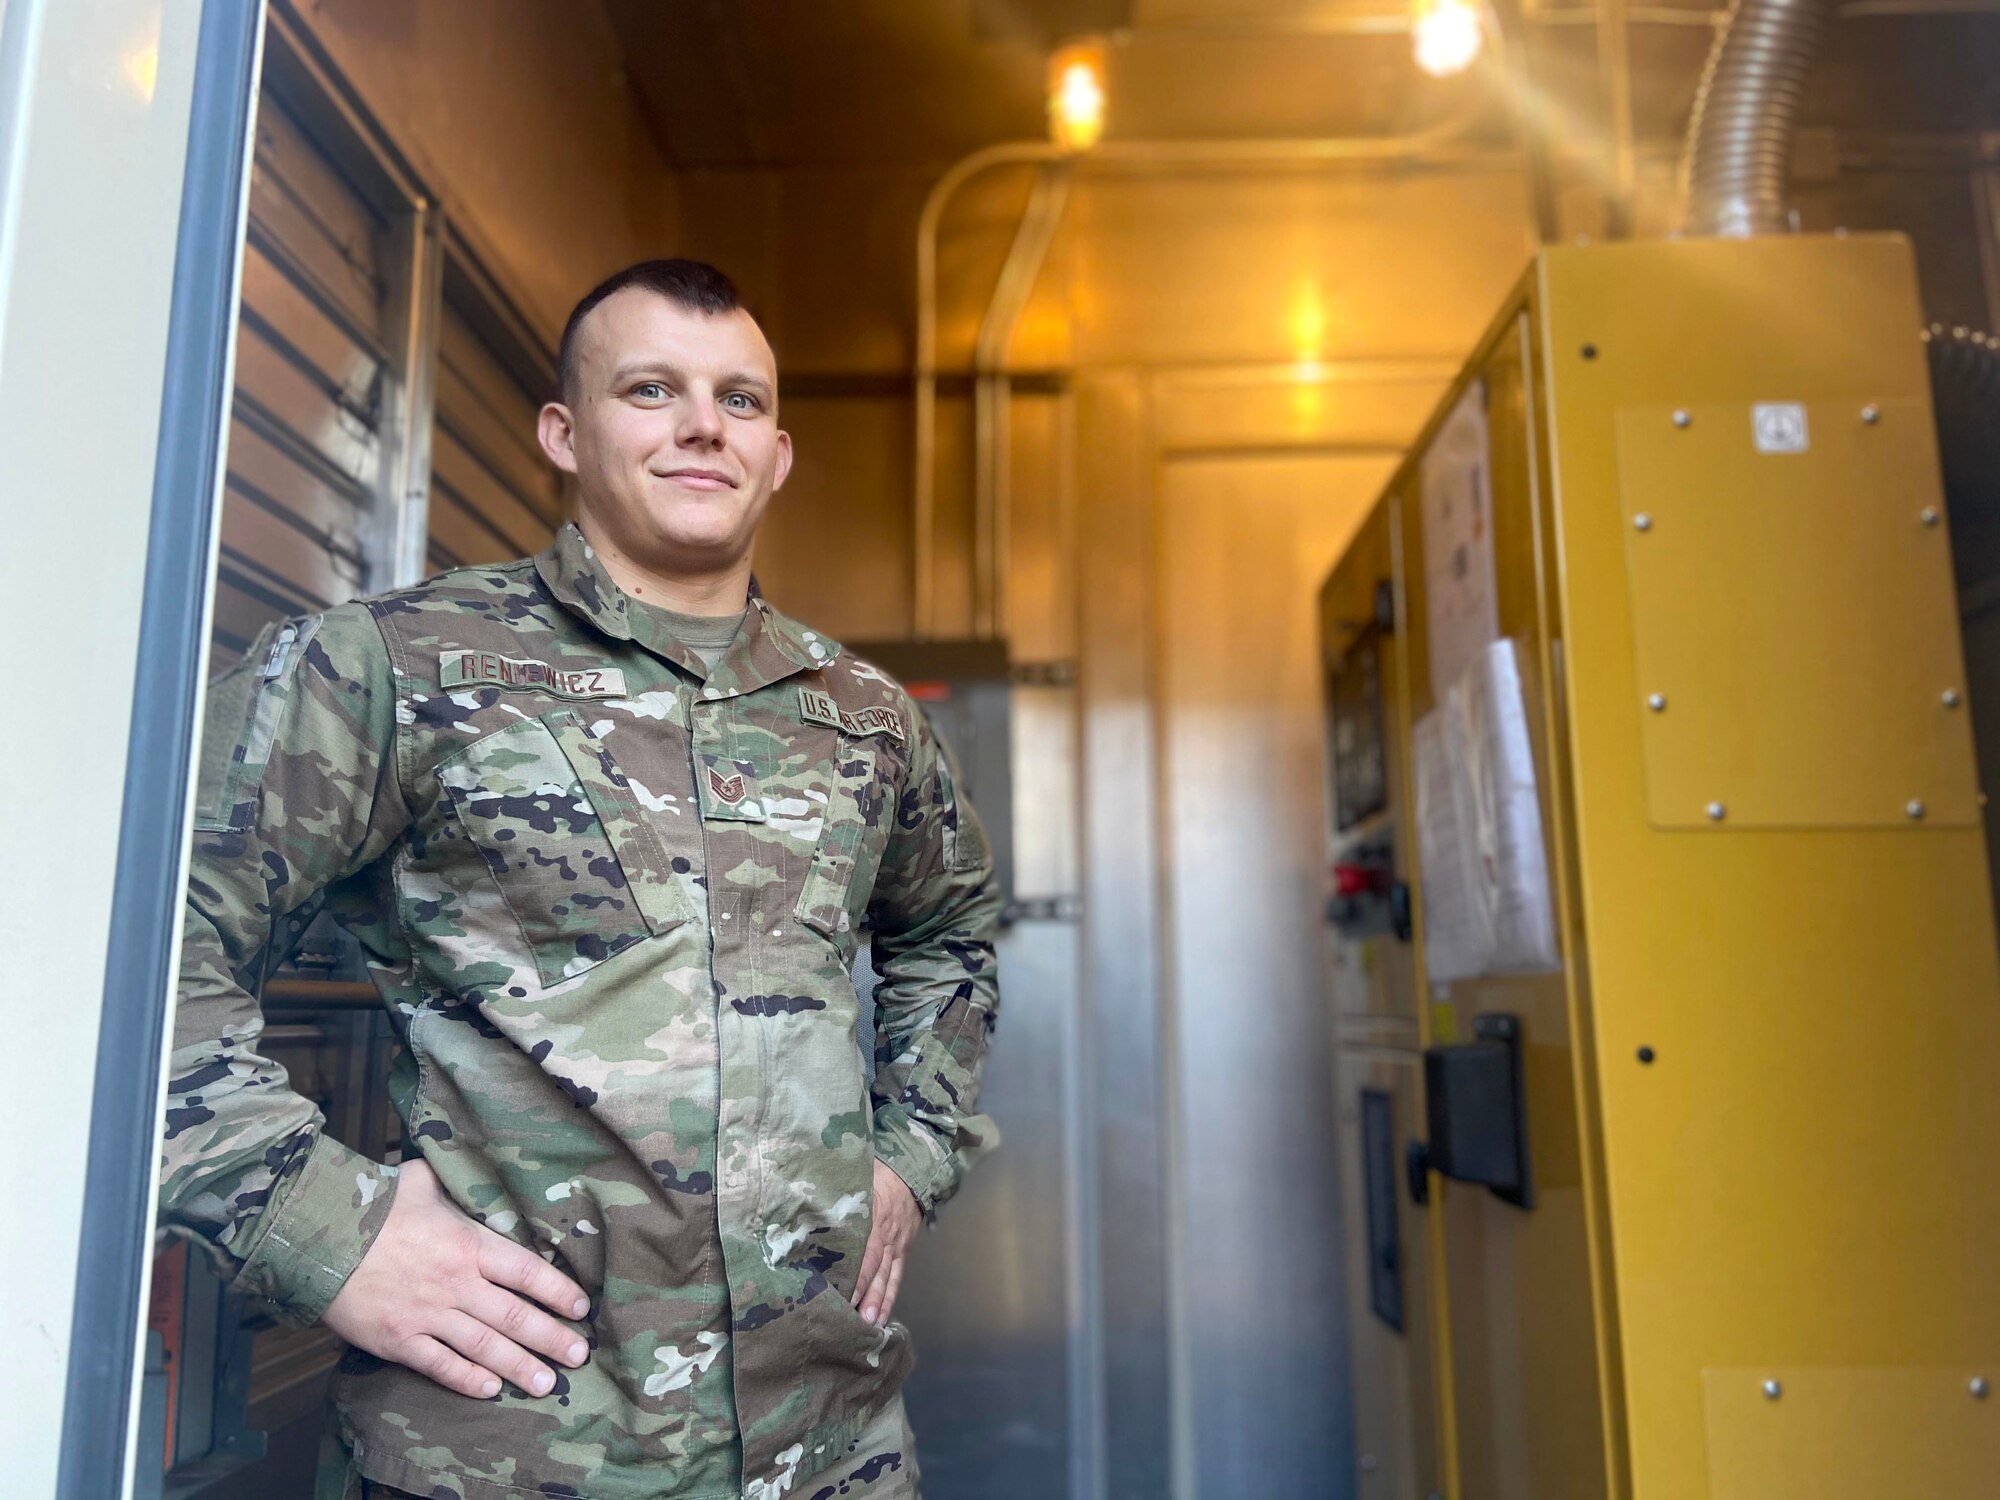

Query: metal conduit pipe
[1680,0,1831,236]
[972,165,1070,640]
[910,104,1490,638]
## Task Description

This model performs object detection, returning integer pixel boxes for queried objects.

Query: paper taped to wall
[1420,379,1500,698]
[1412,638,1561,984]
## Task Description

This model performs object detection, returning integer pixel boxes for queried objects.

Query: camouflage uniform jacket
[161,522,1001,1500]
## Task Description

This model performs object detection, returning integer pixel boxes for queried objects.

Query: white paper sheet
[1420,382,1500,698]
[1411,638,1561,984]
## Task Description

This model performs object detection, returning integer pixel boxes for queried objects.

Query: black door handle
[1405,1140,1430,1206]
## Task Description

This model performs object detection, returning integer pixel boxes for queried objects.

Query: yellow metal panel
[1539,234,2000,1500]
[1393,312,1615,1500]
[1702,1368,2000,1499]
[1335,1048,1447,1500]
[1616,398,1977,829]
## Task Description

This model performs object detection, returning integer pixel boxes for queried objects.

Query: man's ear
[538,402,580,475]
[771,428,794,492]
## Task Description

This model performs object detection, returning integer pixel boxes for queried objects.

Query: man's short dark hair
[556,258,744,403]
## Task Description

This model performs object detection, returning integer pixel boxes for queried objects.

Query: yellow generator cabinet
[1317,234,2000,1500]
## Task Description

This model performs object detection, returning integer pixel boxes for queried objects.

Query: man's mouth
[656,467,738,490]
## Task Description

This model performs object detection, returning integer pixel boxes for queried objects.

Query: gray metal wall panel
[898,919,1080,1499]
[1075,371,1173,1500]
[1157,451,1376,1499]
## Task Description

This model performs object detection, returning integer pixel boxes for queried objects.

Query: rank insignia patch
[439,651,627,700]
[708,767,746,805]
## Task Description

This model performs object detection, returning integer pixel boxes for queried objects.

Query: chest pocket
[437,709,694,985]
[797,740,888,938]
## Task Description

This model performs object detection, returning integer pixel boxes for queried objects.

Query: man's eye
[722,392,758,412]
[634,382,667,400]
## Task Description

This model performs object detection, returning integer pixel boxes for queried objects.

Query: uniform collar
[534,522,633,642]
[533,522,841,697]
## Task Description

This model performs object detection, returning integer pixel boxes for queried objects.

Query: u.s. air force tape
[440,650,627,699]
[798,686,905,743]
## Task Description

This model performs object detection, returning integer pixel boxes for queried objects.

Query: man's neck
[576,516,751,618]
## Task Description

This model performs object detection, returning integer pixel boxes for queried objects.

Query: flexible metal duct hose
[1680,0,1829,237]
[1928,324,2000,594]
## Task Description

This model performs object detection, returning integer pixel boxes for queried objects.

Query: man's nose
[677,392,726,449]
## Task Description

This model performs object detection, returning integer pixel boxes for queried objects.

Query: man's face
[539,289,791,573]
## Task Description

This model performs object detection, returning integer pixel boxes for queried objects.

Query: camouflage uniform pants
[330,1394,922,1500]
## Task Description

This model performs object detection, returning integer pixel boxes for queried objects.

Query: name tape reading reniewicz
[440,651,628,699]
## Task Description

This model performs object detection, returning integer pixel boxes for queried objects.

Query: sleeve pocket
[193,616,323,833]
[935,747,991,875]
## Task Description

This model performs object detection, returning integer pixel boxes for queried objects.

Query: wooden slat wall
[426,294,564,572]
[213,93,389,659]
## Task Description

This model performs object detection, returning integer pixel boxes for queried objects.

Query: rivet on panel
[1647,693,1667,712]
[1634,513,1654,533]
[1581,343,1599,361]
[1943,689,1962,709]
[1861,404,1881,424]
[1907,799,1927,820]
[1921,506,1941,527]
[1672,409,1691,428]
[1762,1379,1783,1400]
[1707,801,1727,822]
[1973,1377,1991,1400]
[1637,1046,1656,1064]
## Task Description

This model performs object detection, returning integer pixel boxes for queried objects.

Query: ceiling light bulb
[1048,41,1107,154]
[1412,0,1484,77]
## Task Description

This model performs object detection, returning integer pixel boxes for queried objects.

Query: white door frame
[0,1,265,1495]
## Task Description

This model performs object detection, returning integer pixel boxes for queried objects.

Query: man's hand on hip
[853,1157,921,1326]
[323,1157,591,1400]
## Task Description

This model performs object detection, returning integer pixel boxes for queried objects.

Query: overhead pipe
[1597,0,1638,234]
[1680,0,1832,236]
[972,164,1071,640]
[1479,0,1564,243]
[910,105,1491,638]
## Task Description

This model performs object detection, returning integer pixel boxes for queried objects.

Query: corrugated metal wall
[427,282,563,572]
[214,69,562,661]
[214,89,387,655]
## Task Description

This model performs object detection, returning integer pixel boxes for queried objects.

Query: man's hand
[323,1158,591,1400]
[852,1157,921,1326]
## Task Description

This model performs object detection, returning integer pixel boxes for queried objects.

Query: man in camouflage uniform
[159,259,1000,1500]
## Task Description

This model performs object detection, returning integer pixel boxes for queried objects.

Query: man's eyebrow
[607,359,687,386]
[605,361,774,398]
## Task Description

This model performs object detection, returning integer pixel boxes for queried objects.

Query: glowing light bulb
[1289,283,1327,365]
[1047,41,1107,154]
[1412,0,1484,77]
